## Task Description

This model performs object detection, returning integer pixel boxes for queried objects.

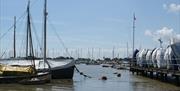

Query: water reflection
[50,79,74,91]
[0,79,74,91]
[0,65,179,91]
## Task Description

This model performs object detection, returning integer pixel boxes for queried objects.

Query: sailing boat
[46,58,75,79]
[36,0,75,79]
[0,0,75,80]
[0,0,51,84]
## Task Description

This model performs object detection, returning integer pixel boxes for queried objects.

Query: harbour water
[0,64,179,91]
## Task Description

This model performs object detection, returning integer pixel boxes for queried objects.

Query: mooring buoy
[101,76,107,80]
[117,73,121,77]
[80,72,83,75]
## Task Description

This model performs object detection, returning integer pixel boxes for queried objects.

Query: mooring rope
[74,66,92,78]
[74,65,122,80]
[0,49,7,58]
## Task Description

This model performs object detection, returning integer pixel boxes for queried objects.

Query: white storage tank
[156,48,166,68]
[170,42,180,70]
[152,48,158,68]
[164,46,174,69]
[146,49,153,68]
[138,49,148,67]
[133,49,139,66]
[136,52,140,66]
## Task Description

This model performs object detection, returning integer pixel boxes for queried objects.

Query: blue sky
[0,0,180,59]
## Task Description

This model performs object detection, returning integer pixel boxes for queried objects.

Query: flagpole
[132,13,136,66]
[132,13,135,58]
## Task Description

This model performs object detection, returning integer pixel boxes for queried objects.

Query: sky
[0,0,180,59]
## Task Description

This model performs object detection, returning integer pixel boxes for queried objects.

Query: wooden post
[150,71,153,78]
[156,72,159,79]
[136,69,139,75]
[175,75,180,86]
[164,74,167,81]
[160,73,164,81]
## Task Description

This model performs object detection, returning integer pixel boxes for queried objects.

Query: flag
[133,13,136,21]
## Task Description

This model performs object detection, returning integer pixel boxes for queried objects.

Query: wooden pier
[130,66,180,86]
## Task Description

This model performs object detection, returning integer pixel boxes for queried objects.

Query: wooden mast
[13,16,16,58]
[26,0,35,67]
[26,1,30,57]
[44,0,47,63]
[44,0,51,69]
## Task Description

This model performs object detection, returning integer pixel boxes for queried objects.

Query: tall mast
[26,0,35,67]
[98,48,101,59]
[112,46,115,59]
[127,42,129,58]
[132,13,136,58]
[43,0,51,69]
[44,0,47,61]
[91,48,94,60]
[132,13,136,66]
[26,0,34,57]
[27,0,34,57]
[26,1,30,57]
[13,16,16,58]
[87,48,90,58]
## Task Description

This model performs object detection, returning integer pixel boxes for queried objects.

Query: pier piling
[130,66,180,85]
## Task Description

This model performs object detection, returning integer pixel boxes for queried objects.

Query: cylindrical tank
[138,49,148,67]
[152,48,158,68]
[164,46,173,69]
[170,42,180,70]
[133,49,139,66]
[156,48,166,69]
[146,50,153,68]
[136,52,140,66]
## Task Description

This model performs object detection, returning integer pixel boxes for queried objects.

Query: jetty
[130,62,180,85]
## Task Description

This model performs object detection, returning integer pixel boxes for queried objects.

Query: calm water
[0,64,180,91]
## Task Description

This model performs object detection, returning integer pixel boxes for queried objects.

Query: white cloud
[145,27,180,44]
[156,27,173,39]
[145,30,153,36]
[163,3,180,13]
[145,27,173,40]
